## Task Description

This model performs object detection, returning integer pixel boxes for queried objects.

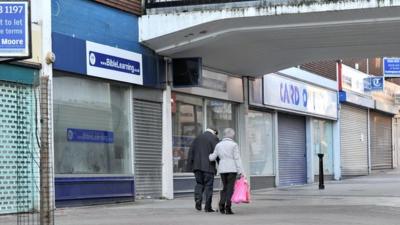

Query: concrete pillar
[162,60,174,199]
[238,77,250,179]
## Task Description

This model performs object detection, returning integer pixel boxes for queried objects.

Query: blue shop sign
[0,1,30,58]
[364,77,384,91]
[383,58,400,77]
[67,128,114,143]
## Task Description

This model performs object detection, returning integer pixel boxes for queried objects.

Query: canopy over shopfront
[141,5,400,76]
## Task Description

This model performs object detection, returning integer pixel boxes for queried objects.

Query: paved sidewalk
[3,173,400,225]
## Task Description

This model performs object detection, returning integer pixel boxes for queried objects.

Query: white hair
[223,128,235,139]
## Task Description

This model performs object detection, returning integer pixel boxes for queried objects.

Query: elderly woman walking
[209,128,244,214]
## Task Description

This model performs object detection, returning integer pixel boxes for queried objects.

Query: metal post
[318,153,325,190]
[40,76,54,225]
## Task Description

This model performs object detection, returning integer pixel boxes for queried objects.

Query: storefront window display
[54,76,131,175]
[313,119,334,175]
[172,93,238,173]
[247,111,274,176]
[206,100,237,139]
[172,94,204,173]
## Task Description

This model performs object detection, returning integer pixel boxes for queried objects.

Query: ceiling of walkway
[142,6,400,76]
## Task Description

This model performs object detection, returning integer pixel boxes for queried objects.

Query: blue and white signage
[0,1,30,57]
[263,74,337,119]
[86,41,142,85]
[67,128,114,143]
[383,57,400,77]
[363,77,384,91]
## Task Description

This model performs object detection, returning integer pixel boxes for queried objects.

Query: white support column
[273,111,280,187]
[306,117,314,184]
[367,108,371,174]
[162,61,174,199]
[238,77,249,179]
[333,117,341,180]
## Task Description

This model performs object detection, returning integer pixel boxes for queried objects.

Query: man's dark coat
[187,131,219,174]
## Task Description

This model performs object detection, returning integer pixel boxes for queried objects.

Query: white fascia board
[278,67,338,91]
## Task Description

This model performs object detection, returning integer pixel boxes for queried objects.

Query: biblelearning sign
[0,1,30,59]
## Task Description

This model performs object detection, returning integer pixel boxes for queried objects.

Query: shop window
[247,111,274,176]
[171,93,238,173]
[313,119,334,175]
[206,99,237,139]
[53,76,131,175]
[249,78,263,106]
[172,94,204,173]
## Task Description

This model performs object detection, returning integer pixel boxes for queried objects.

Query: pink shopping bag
[231,176,250,204]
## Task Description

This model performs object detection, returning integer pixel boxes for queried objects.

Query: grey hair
[223,128,235,139]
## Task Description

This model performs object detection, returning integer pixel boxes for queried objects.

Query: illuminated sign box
[0,0,31,60]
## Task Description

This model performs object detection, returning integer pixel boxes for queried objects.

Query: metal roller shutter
[340,104,368,175]
[278,114,306,186]
[370,111,393,170]
[0,82,39,214]
[134,99,162,198]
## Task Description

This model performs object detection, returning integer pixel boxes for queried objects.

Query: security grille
[340,104,368,175]
[133,99,162,198]
[278,113,307,186]
[0,81,39,220]
[370,111,393,170]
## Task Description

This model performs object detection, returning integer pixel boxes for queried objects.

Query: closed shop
[340,104,369,176]
[0,82,38,214]
[370,111,393,170]
[0,65,40,214]
[278,114,307,186]
[254,68,338,187]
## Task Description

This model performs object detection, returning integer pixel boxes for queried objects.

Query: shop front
[0,65,40,214]
[51,1,164,204]
[370,81,399,170]
[339,64,374,176]
[250,67,338,188]
[171,69,243,194]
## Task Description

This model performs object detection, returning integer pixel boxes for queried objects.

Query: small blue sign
[0,1,29,57]
[67,128,114,143]
[89,51,141,76]
[339,91,347,103]
[383,58,400,77]
[364,77,384,91]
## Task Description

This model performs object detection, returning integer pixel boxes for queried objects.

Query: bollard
[318,153,325,190]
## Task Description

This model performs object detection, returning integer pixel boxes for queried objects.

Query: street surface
[3,170,400,225]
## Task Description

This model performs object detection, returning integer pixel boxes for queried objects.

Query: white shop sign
[263,74,337,119]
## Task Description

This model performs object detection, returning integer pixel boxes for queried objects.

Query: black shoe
[204,208,216,213]
[219,204,225,214]
[195,201,202,211]
[225,207,234,215]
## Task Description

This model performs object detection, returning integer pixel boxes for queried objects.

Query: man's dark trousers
[194,170,214,210]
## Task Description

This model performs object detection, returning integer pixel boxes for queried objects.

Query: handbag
[231,176,250,204]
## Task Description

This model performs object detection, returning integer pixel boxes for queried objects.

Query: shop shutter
[278,114,306,186]
[0,82,39,214]
[370,111,393,170]
[340,104,368,175]
[133,99,162,198]
[393,118,400,168]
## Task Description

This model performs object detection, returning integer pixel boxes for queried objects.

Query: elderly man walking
[187,127,219,212]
